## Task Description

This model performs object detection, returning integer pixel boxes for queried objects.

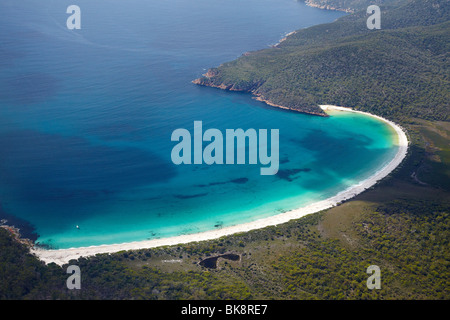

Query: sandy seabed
[31,105,409,265]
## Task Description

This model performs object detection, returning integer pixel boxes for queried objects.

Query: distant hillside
[194,0,450,121]
[305,0,409,12]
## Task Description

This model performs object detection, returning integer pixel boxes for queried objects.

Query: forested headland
[194,0,449,121]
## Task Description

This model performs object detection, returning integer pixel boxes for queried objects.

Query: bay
[0,0,397,249]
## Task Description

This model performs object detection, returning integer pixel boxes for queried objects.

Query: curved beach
[31,105,408,265]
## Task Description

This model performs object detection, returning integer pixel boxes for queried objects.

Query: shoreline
[304,0,355,13]
[31,105,409,266]
[254,95,328,117]
[271,31,297,47]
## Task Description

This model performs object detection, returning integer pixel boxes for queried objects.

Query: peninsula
[192,0,449,121]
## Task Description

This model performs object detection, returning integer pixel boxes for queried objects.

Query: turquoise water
[0,0,397,249]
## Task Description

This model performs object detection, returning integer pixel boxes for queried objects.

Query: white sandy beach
[31,105,409,266]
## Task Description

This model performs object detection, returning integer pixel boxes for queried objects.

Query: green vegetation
[0,227,67,299]
[1,115,449,300]
[409,120,450,190]
[274,201,449,299]
[0,0,449,300]
[195,0,449,121]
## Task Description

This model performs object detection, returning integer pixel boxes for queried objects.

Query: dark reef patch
[0,130,177,201]
[196,177,249,188]
[174,193,208,199]
[230,178,249,184]
[276,168,311,182]
[0,205,39,242]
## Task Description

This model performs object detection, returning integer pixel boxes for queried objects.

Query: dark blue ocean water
[0,0,396,249]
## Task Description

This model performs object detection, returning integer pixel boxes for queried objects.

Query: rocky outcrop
[304,0,355,13]
[192,70,328,117]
